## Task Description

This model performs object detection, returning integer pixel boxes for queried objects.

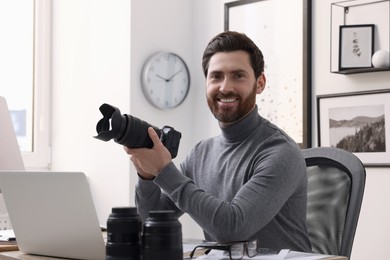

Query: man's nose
[219,78,234,93]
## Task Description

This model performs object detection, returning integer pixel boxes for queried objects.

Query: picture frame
[224,0,312,148]
[339,24,375,70]
[317,89,390,167]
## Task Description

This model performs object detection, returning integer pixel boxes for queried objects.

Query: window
[0,0,51,169]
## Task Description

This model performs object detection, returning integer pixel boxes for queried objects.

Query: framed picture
[318,89,390,167]
[339,24,375,70]
[224,0,312,148]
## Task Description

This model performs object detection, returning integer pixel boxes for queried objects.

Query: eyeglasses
[189,240,258,260]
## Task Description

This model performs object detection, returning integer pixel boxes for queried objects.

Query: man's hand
[124,127,172,179]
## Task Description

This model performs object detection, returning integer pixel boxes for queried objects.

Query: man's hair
[202,31,265,78]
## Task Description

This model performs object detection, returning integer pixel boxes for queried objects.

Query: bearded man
[125,31,312,253]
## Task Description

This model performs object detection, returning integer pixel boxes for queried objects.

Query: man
[125,31,311,252]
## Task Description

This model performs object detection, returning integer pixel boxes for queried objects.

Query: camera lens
[143,210,182,260]
[118,114,158,149]
[106,207,142,260]
[95,103,159,148]
[95,103,182,158]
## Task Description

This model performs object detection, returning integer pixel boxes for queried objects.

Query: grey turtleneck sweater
[135,107,311,252]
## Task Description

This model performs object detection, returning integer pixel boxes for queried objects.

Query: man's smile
[218,98,238,103]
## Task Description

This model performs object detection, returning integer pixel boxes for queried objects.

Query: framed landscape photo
[318,89,390,167]
[339,24,375,70]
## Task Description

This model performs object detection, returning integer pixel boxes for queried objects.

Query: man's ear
[256,73,266,94]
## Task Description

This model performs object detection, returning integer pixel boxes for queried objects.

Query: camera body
[94,103,181,158]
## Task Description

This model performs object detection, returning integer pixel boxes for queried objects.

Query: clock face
[141,52,190,110]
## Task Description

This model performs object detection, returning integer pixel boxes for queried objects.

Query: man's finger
[148,127,161,145]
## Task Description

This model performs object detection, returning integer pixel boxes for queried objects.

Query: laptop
[0,96,25,171]
[0,96,25,230]
[0,171,105,260]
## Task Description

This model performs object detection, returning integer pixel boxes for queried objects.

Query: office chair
[302,147,366,258]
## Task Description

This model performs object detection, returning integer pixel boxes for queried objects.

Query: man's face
[206,50,265,126]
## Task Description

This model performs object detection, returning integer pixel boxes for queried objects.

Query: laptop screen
[0,171,105,260]
[0,96,25,171]
[0,96,25,230]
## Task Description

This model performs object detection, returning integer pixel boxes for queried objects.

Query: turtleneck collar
[219,105,262,142]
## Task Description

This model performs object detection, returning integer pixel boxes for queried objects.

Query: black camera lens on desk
[143,210,183,260]
[106,207,142,260]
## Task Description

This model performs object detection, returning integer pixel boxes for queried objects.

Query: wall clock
[141,52,190,110]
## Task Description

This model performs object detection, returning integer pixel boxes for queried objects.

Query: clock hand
[155,74,169,82]
[167,70,182,81]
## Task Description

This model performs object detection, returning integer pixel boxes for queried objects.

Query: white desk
[0,251,59,260]
[0,244,348,260]
[182,240,348,260]
[0,250,348,260]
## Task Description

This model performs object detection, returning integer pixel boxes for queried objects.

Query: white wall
[50,0,209,239]
[313,1,390,260]
[129,0,204,239]
[51,0,131,226]
[50,0,390,259]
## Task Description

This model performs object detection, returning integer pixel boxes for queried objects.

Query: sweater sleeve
[153,141,306,243]
[135,176,183,221]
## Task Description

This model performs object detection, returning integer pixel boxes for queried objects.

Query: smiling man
[125,31,312,252]
[205,50,265,126]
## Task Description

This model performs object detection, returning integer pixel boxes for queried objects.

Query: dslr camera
[94,103,181,158]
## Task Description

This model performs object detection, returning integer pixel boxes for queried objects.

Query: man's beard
[207,84,257,124]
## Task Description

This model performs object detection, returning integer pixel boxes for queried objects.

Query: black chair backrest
[302,147,366,258]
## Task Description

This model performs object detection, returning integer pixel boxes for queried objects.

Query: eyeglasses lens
[246,240,258,257]
[230,243,244,260]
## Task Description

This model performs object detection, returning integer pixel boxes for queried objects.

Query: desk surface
[0,246,348,260]
[0,251,59,260]
[0,238,348,260]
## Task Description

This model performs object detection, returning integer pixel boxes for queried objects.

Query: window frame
[22,0,52,169]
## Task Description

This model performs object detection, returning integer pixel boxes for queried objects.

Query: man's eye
[210,74,221,80]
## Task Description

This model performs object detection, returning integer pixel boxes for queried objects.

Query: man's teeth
[220,98,237,103]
